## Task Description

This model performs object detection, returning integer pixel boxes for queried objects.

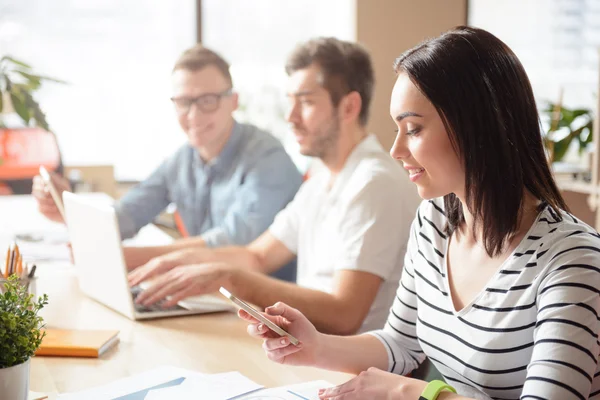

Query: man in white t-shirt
[127,37,421,334]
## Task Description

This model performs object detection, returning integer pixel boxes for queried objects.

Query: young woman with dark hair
[239,26,600,400]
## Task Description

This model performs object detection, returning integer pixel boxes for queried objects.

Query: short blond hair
[173,44,232,85]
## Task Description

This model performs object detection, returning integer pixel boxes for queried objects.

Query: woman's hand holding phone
[238,300,322,367]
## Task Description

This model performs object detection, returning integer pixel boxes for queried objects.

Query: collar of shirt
[324,134,385,199]
[193,120,243,176]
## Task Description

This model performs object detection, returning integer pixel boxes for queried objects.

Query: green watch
[419,380,456,400]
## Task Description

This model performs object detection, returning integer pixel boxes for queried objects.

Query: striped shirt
[370,198,600,400]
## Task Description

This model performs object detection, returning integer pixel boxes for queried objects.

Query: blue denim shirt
[115,120,302,254]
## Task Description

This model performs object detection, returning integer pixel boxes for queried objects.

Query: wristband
[418,380,456,400]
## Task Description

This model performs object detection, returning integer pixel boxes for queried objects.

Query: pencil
[14,243,20,270]
[16,254,23,276]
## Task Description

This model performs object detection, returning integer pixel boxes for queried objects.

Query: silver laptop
[62,191,232,320]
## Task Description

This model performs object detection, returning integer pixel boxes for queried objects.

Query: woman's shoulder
[409,198,449,242]
[416,198,448,226]
[538,206,598,238]
[529,206,600,299]
[533,205,600,262]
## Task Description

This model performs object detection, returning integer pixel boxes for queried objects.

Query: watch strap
[418,380,456,400]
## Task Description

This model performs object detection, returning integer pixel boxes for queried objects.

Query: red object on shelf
[0,127,61,180]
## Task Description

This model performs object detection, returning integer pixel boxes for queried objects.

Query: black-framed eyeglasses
[170,88,233,114]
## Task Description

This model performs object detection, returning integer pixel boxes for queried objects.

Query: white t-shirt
[269,134,421,332]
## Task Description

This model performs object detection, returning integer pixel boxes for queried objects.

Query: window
[469,0,600,110]
[0,0,196,180]
[201,0,355,171]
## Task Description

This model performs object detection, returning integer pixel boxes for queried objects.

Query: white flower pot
[0,358,30,400]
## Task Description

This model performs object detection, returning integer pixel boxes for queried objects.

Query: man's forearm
[127,240,265,272]
[229,270,365,335]
[124,236,207,269]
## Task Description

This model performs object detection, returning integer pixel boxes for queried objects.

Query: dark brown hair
[285,37,374,126]
[173,44,232,86]
[393,26,567,257]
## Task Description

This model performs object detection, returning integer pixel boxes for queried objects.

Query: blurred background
[1,0,599,223]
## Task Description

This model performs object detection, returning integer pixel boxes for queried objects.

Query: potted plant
[0,55,66,130]
[0,56,65,194]
[543,102,594,164]
[0,275,48,400]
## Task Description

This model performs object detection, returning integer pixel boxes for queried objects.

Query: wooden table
[0,196,352,397]
[31,272,352,396]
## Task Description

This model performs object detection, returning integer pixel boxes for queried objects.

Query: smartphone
[219,287,299,346]
[39,166,67,221]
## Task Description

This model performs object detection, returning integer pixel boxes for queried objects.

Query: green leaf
[543,103,594,162]
[0,276,47,368]
[14,70,67,85]
[554,119,571,130]
[1,56,32,69]
[10,90,30,124]
[31,104,49,131]
[553,135,573,162]
[14,71,41,91]
[577,125,594,153]
[18,87,49,131]
[571,109,590,119]
[36,75,67,85]
[0,87,3,113]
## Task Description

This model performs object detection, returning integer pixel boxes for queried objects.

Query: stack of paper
[57,366,195,400]
[145,372,263,399]
[146,377,334,400]
[238,380,335,400]
[57,366,333,400]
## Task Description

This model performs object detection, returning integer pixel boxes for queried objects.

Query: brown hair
[173,44,233,86]
[285,37,374,126]
[394,26,567,257]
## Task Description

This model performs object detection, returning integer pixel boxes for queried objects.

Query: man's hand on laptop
[123,247,157,270]
[127,248,208,287]
[32,173,71,223]
[133,262,234,307]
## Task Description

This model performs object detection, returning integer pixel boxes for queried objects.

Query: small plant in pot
[0,56,65,194]
[0,275,48,400]
[543,102,594,164]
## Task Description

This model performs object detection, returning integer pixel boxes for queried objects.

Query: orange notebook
[35,329,119,358]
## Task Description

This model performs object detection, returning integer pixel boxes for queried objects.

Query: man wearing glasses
[32,45,302,281]
[127,38,421,335]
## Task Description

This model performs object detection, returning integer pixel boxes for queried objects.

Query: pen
[28,264,37,279]
[8,245,16,276]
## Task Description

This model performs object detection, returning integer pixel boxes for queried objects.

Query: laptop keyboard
[130,286,185,313]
